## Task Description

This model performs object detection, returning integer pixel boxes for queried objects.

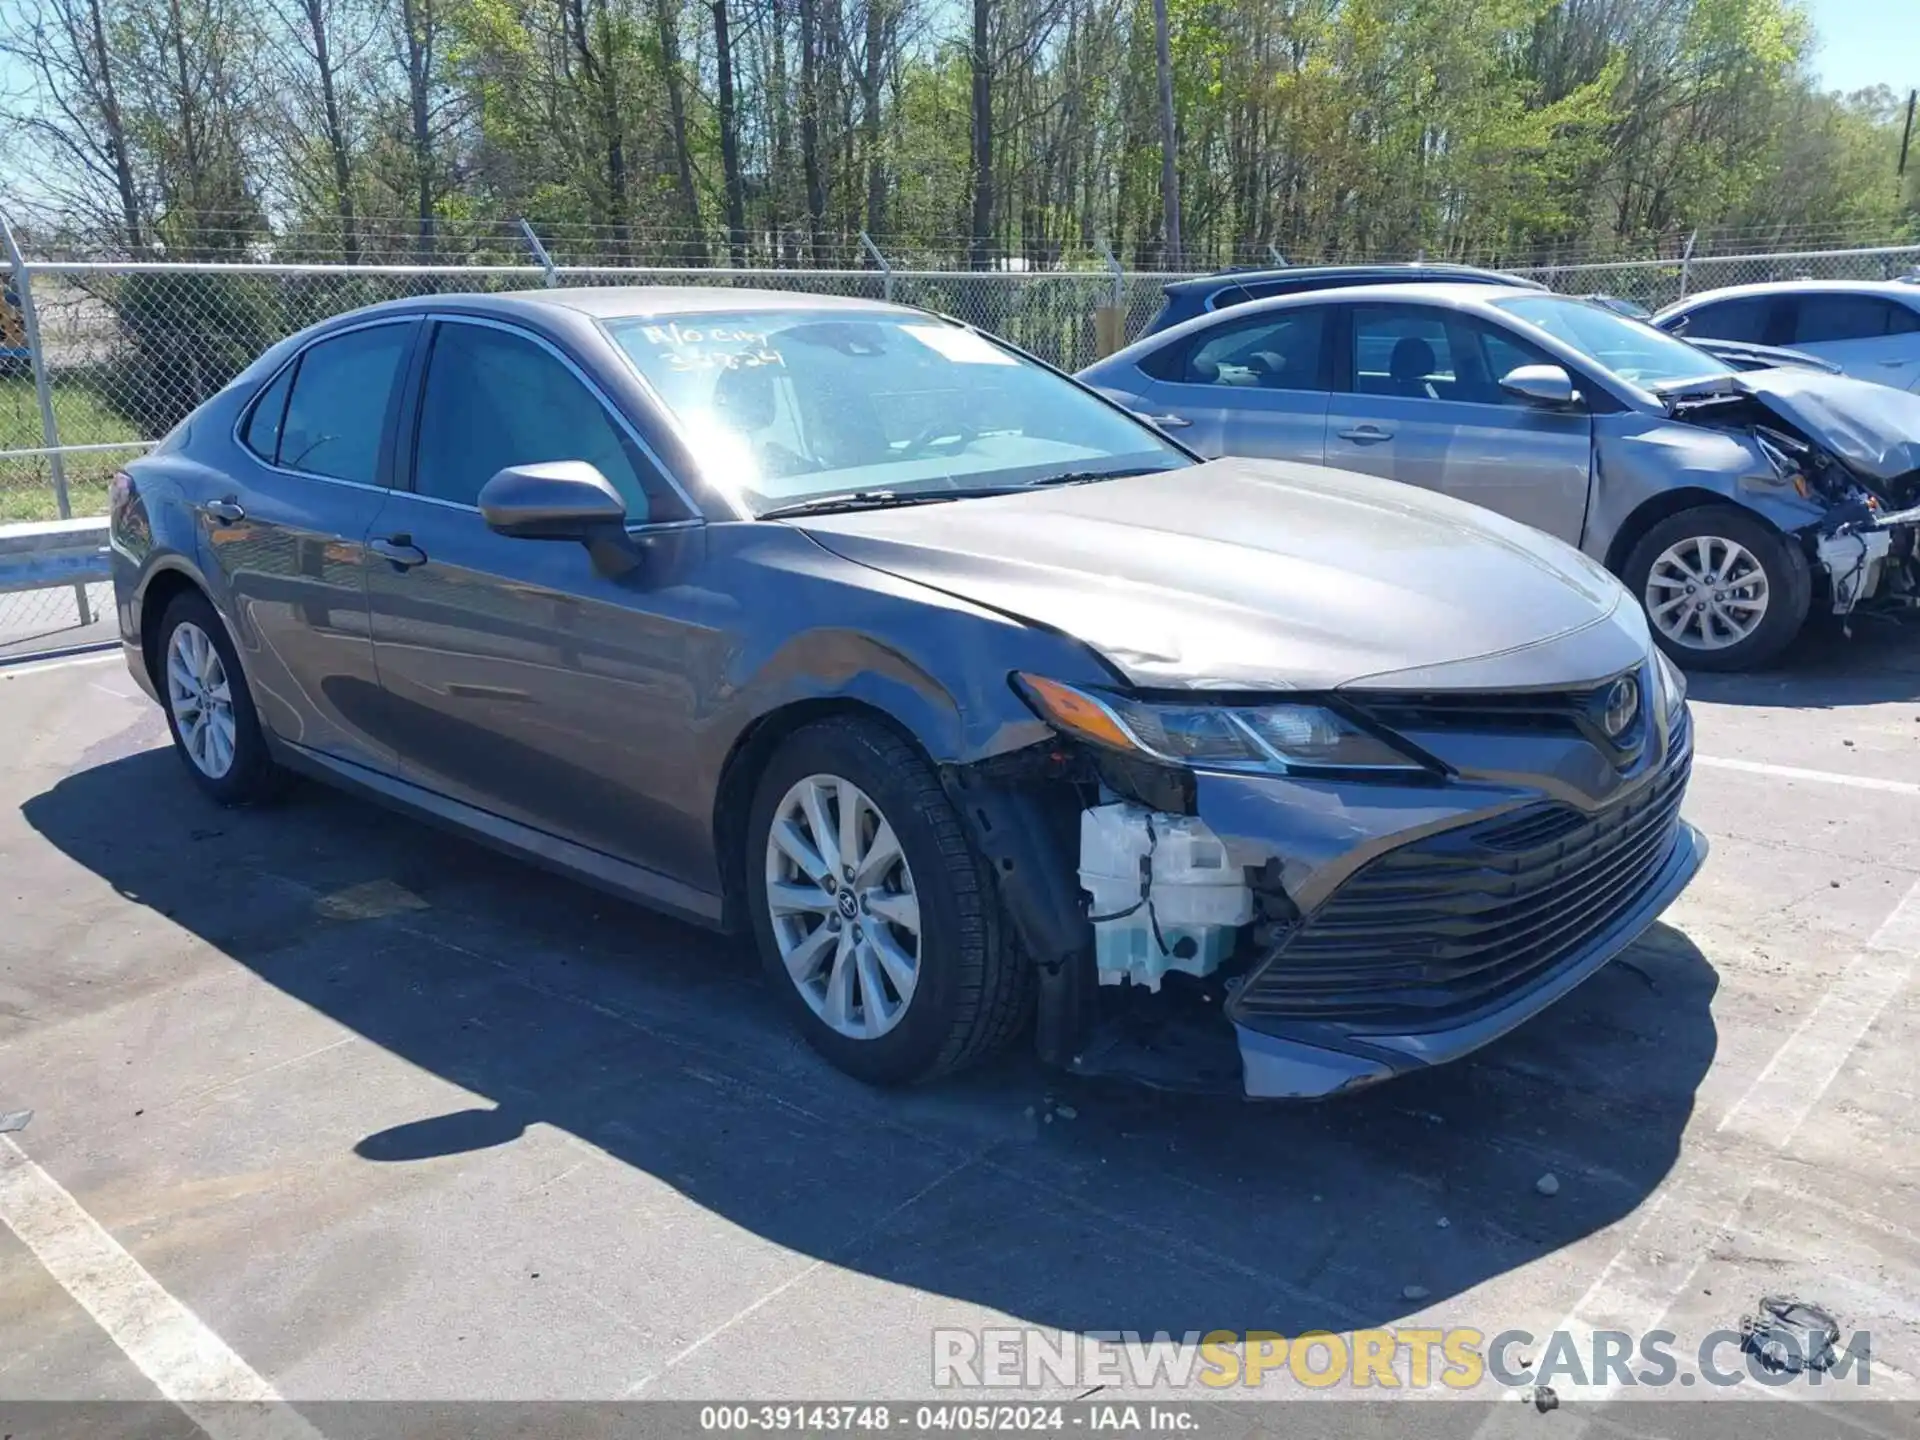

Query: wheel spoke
[770,818,830,885]
[799,780,841,875]
[821,935,855,1030]
[854,818,902,889]
[781,920,836,985]
[837,781,863,883]
[768,880,836,916]
[1650,591,1691,619]
[864,887,919,935]
[867,923,918,997]
[854,943,890,1033]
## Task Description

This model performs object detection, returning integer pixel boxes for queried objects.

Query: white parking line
[1494,874,1920,1415]
[1693,754,1920,797]
[0,648,121,679]
[0,1136,323,1440]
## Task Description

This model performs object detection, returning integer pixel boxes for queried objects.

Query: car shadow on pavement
[1686,611,1920,709]
[24,745,1719,1342]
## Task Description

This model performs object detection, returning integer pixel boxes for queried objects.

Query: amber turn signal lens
[1014,674,1138,753]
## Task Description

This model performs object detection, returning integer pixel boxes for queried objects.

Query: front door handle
[1337,424,1394,443]
[1142,411,1192,430]
[370,535,428,569]
[202,498,246,523]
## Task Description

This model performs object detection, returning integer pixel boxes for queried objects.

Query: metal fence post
[1,210,91,626]
[1098,239,1123,312]
[859,232,892,302]
[1267,245,1287,267]
[517,218,559,287]
[1678,228,1698,301]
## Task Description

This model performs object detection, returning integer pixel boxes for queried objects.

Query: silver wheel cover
[1645,534,1771,651]
[765,773,921,1040]
[165,621,238,779]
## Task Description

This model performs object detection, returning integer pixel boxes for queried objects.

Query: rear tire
[744,716,1031,1085]
[1623,505,1809,672]
[155,590,289,805]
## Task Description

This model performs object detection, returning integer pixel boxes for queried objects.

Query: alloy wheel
[1644,534,1770,651]
[764,773,921,1040]
[165,620,237,779]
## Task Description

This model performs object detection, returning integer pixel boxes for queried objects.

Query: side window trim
[229,317,420,491]
[405,312,700,524]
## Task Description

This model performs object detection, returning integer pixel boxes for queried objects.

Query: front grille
[1232,714,1691,1030]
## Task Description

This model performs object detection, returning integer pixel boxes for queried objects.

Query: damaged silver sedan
[1080,285,1920,670]
[112,287,1704,1100]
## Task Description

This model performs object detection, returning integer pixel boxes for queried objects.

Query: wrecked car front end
[805,460,1709,1099]
[1597,369,1920,626]
[959,652,1704,1100]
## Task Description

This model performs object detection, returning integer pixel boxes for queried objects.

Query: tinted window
[413,322,666,519]
[1671,296,1773,343]
[1792,294,1914,343]
[1471,324,1562,405]
[278,325,411,483]
[1497,294,1728,387]
[1351,306,1461,400]
[1179,309,1326,389]
[607,310,1184,515]
[242,364,295,463]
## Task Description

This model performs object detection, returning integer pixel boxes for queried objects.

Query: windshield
[1495,294,1731,389]
[607,309,1186,515]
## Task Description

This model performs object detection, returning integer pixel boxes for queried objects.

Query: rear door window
[1791,294,1916,342]
[276,324,413,483]
[1178,309,1327,390]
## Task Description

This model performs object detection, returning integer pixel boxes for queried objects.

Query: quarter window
[412,322,668,519]
[241,364,295,463]
[1178,309,1326,389]
[1670,296,1774,344]
[275,324,412,483]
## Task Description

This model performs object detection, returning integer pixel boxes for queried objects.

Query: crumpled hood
[792,457,1650,691]
[1717,369,1920,485]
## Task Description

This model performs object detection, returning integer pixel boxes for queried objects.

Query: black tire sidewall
[744,720,985,1086]
[156,591,282,804]
[1623,506,1809,672]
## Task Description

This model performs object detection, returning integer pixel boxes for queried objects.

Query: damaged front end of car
[941,657,1706,1100]
[1659,369,1920,626]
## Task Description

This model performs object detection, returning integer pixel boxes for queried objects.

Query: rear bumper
[1232,819,1707,1098]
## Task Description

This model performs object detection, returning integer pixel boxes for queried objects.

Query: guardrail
[0,516,109,593]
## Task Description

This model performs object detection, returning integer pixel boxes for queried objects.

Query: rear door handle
[370,535,428,569]
[1142,411,1191,430]
[1337,425,1393,443]
[202,498,246,523]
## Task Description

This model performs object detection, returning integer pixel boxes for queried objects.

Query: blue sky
[1802,0,1920,95]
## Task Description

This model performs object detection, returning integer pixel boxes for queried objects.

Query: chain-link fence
[4,213,1919,656]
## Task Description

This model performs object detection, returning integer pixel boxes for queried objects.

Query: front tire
[744,717,1031,1085]
[1623,505,1810,672]
[156,590,288,805]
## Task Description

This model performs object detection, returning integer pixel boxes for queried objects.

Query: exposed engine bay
[1666,375,1920,624]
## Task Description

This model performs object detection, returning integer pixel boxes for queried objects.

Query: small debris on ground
[1402,1284,1430,1301]
[1742,1295,1841,1373]
[0,1110,31,1133]
[1533,1385,1559,1413]
[1535,1172,1560,1197]
[1831,880,1842,888]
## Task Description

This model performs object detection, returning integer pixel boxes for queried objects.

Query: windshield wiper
[1023,464,1179,488]
[758,487,1023,519]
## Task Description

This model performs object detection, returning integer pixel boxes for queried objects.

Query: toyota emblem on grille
[1600,675,1640,740]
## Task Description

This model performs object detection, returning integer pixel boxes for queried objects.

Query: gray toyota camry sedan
[111,287,1704,1099]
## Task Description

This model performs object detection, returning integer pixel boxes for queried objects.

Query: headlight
[1015,674,1432,777]
[1653,648,1687,718]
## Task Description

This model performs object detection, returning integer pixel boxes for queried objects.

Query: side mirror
[1499,364,1580,408]
[478,461,643,577]
[479,461,627,540]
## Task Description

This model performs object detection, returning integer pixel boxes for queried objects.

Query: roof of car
[1659,278,1920,311]
[1161,263,1536,297]
[363,285,917,322]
